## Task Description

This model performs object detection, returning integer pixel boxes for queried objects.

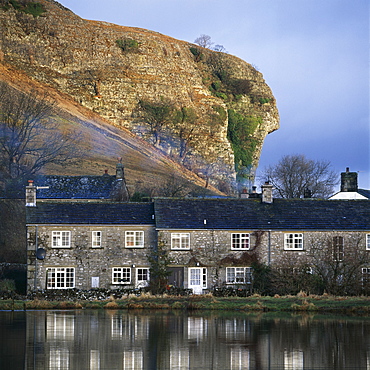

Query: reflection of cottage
[329,167,370,200]
[26,174,370,294]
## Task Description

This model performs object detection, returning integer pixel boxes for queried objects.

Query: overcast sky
[59,0,369,190]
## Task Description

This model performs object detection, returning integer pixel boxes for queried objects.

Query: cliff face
[0,0,279,192]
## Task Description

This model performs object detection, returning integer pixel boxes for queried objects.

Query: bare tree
[194,34,214,49]
[0,82,80,181]
[213,44,227,53]
[307,233,369,295]
[261,154,338,198]
[157,175,190,198]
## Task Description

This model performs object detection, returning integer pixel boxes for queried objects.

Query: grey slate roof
[35,175,117,199]
[154,198,370,231]
[358,189,370,199]
[26,202,155,225]
[2,175,117,199]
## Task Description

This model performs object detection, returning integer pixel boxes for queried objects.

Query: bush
[259,97,271,104]
[230,79,252,95]
[189,47,203,62]
[116,38,140,53]
[212,287,251,297]
[1,0,46,17]
[0,279,15,294]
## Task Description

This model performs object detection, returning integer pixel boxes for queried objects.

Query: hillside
[0,0,279,193]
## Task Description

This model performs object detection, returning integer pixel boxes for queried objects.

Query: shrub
[25,299,53,309]
[189,47,203,62]
[116,38,140,53]
[172,301,185,309]
[104,301,119,309]
[259,97,271,104]
[23,2,45,17]
[0,279,15,294]
[2,0,46,17]
[230,79,253,95]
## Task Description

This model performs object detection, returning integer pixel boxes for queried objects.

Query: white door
[188,268,206,294]
[136,268,150,288]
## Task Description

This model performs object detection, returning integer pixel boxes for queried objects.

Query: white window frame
[136,268,150,288]
[284,233,303,250]
[92,231,102,248]
[52,231,71,248]
[231,233,250,250]
[226,267,253,284]
[112,267,131,284]
[171,233,190,250]
[366,234,370,250]
[125,231,144,248]
[47,267,75,289]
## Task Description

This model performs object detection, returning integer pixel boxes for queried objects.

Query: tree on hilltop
[194,34,214,49]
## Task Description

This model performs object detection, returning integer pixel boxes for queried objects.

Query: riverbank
[1,294,370,314]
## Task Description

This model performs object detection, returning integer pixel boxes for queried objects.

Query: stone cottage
[26,177,370,294]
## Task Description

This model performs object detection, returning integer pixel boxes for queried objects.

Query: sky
[59,0,369,190]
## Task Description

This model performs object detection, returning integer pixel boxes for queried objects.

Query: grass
[1,294,370,314]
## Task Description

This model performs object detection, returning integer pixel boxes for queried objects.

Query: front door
[188,268,207,294]
[136,268,149,288]
[168,267,184,287]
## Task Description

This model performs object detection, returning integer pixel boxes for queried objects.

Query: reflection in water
[0,310,369,369]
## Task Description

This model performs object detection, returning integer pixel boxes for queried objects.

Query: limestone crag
[0,0,279,190]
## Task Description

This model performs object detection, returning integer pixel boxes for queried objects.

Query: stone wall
[27,224,156,291]
[27,223,369,293]
[159,229,369,290]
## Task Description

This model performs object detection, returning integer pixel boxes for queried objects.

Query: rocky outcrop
[0,0,279,192]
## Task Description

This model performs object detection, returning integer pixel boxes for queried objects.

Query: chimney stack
[116,157,124,180]
[261,181,273,203]
[26,180,36,207]
[113,157,130,201]
[341,167,358,192]
[240,188,249,199]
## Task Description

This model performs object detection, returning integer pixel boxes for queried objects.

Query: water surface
[0,310,369,369]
